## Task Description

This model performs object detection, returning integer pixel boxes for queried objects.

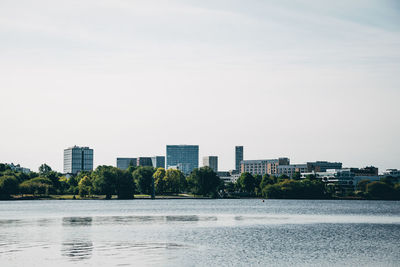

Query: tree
[78,176,92,198]
[0,163,11,172]
[357,179,371,192]
[262,179,326,199]
[260,174,274,189]
[19,177,53,195]
[92,166,117,199]
[254,175,262,195]
[187,167,221,197]
[39,163,52,175]
[165,169,186,193]
[293,172,301,180]
[153,168,167,194]
[133,166,154,195]
[45,171,61,192]
[366,181,399,200]
[115,169,135,199]
[237,172,256,194]
[0,176,19,199]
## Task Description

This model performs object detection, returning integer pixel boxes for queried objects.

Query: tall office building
[166,145,199,175]
[116,158,137,170]
[151,156,165,169]
[203,156,218,172]
[235,146,243,172]
[64,146,93,174]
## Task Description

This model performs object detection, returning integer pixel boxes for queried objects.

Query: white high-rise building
[64,146,93,174]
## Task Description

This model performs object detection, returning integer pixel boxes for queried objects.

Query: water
[0,199,399,266]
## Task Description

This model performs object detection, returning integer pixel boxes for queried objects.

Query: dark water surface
[0,199,399,266]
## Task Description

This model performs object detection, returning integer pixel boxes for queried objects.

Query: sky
[1,0,399,173]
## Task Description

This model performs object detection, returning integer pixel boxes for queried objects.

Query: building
[235,146,243,172]
[217,171,240,184]
[306,161,342,172]
[6,163,30,174]
[151,156,165,169]
[241,158,290,176]
[137,157,153,167]
[203,156,218,172]
[300,169,380,190]
[63,146,93,174]
[166,145,199,175]
[383,169,400,177]
[350,166,378,176]
[116,158,137,170]
[277,164,308,178]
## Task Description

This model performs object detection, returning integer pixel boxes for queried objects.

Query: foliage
[78,176,92,198]
[92,166,117,199]
[356,179,371,192]
[0,176,19,198]
[366,181,399,200]
[187,167,221,197]
[38,163,52,175]
[132,166,155,195]
[262,179,326,199]
[19,177,53,195]
[153,168,167,194]
[153,168,186,194]
[237,172,256,194]
[115,169,135,199]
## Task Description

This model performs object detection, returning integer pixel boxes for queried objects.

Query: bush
[262,179,326,199]
[19,177,53,195]
[366,181,399,200]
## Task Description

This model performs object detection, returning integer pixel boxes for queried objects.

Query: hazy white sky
[1,0,399,172]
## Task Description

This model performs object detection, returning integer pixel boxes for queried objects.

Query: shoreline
[1,195,398,201]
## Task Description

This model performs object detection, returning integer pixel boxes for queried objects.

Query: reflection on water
[166,215,199,222]
[0,199,399,267]
[63,217,93,226]
[61,240,93,261]
[62,216,93,261]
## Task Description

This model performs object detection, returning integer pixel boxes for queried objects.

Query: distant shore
[1,194,397,201]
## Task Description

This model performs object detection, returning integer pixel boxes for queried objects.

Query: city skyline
[1,0,399,173]
[2,142,399,174]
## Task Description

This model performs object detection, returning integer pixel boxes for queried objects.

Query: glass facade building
[151,156,165,169]
[203,156,218,172]
[63,146,93,174]
[235,146,243,172]
[116,158,137,170]
[166,145,199,175]
[137,157,153,167]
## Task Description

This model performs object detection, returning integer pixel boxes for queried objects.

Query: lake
[0,199,399,266]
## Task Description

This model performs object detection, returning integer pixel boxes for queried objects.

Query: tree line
[0,163,222,199]
[1,163,399,200]
[229,171,400,200]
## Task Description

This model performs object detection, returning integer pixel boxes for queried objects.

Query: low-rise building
[6,163,30,174]
[350,166,378,176]
[300,169,380,190]
[217,170,240,184]
[382,169,400,177]
[306,161,342,172]
[240,158,290,176]
[277,164,307,178]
